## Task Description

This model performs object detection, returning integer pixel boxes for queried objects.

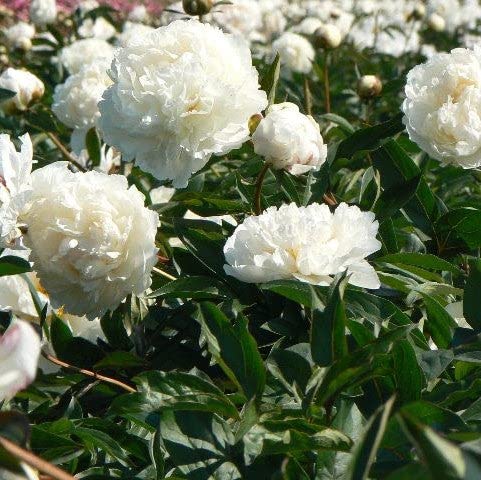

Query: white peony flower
[52,60,112,152]
[224,202,381,288]
[0,319,41,401]
[78,17,116,40]
[252,102,327,175]
[0,134,33,248]
[29,0,57,26]
[23,162,159,319]
[0,68,44,113]
[271,32,315,74]
[98,20,267,188]
[116,21,155,47]
[77,0,99,15]
[0,249,43,320]
[128,5,149,22]
[402,47,481,168]
[58,38,114,74]
[211,0,263,42]
[290,17,324,35]
[2,22,35,49]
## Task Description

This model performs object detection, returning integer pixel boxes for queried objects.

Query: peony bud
[182,0,213,16]
[314,24,342,50]
[18,38,32,52]
[427,12,445,32]
[357,75,383,99]
[248,113,263,134]
[0,319,41,401]
[412,3,426,19]
[0,68,45,114]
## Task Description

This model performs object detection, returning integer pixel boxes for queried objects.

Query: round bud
[357,75,382,99]
[18,38,32,52]
[427,12,445,32]
[182,0,213,16]
[314,24,342,50]
[412,3,426,19]
[0,54,9,66]
[248,113,263,135]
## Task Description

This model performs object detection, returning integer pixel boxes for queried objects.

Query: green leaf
[373,175,421,223]
[260,53,280,107]
[148,276,231,300]
[0,256,31,277]
[243,420,351,465]
[159,410,240,480]
[422,295,457,349]
[197,302,266,401]
[436,208,481,251]
[346,396,396,480]
[372,140,439,234]
[260,279,320,307]
[399,413,481,479]
[335,114,404,160]
[0,88,16,101]
[111,370,239,419]
[311,276,348,367]
[375,253,464,275]
[393,340,423,403]
[464,259,481,331]
[85,127,101,167]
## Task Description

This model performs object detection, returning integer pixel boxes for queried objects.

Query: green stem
[324,51,331,114]
[254,163,270,215]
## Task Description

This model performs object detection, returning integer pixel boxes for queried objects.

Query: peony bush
[1,0,481,479]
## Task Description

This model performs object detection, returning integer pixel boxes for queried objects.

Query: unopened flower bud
[249,113,263,134]
[357,75,382,99]
[18,38,32,52]
[182,0,213,16]
[412,3,426,19]
[314,24,342,49]
[427,12,445,32]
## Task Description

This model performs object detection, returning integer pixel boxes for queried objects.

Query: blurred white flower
[78,17,116,40]
[23,162,159,319]
[99,20,267,188]
[0,68,44,113]
[290,17,323,35]
[2,22,35,50]
[77,0,99,14]
[0,134,33,248]
[116,21,155,47]
[224,202,381,288]
[29,0,57,26]
[211,0,263,42]
[58,38,114,74]
[259,0,286,40]
[0,319,41,401]
[252,102,327,175]
[271,32,315,74]
[403,47,481,168]
[128,5,149,22]
[52,60,112,152]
